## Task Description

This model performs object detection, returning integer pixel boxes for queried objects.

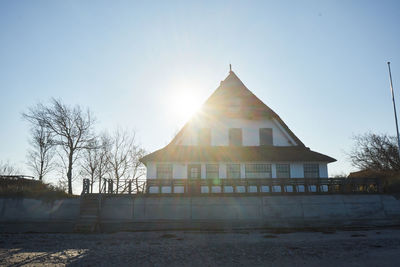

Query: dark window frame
[156,164,173,179]
[227,164,241,178]
[229,128,243,146]
[187,164,201,180]
[276,163,290,178]
[259,128,273,146]
[245,164,272,178]
[206,164,219,179]
[304,163,320,178]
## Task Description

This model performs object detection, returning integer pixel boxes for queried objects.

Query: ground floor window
[245,164,271,178]
[304,163,319,178]
[227,164,241,178]
[206,164,219,179]
[156,164,173,179]
[276,164,290,178]
[188,164,201,179]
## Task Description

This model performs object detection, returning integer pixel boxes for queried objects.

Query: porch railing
[145,177,382,195]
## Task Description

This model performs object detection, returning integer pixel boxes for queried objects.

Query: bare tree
[23,99,95,194]
[107,129,133,193]
[80,133,112,193]
[26,124,55,181]
[0,160,20,175]
[129,144,146,193]
[349,133,400,172]
[80,139,100,193]
[96,134,112,193]
[106,129,146,194]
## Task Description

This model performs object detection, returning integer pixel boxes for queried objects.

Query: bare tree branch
[26,124,55,181]
[23,98,95,194]
[348,133,400,172]
[106,129,146,194]
[0,160,21,176]
[80,133,112,193]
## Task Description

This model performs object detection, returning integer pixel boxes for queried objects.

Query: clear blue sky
[1,0,400,182]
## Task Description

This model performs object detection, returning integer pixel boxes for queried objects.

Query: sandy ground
[1,228,400,266]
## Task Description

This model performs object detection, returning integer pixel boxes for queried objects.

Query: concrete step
[80,209,98,213]
[80,202,99,206]
[80,208,98,212]
[79,213,98,217]
[81,194,101,199]
[80,207,98,211]
[79,216,97,219]
[79,198,100,215]
[74,222,99,233]
[78,196,101,232]
[80,206,98,210]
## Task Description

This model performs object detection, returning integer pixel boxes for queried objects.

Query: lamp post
[387,62,400,159]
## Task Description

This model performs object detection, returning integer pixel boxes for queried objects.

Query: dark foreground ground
[1,228,400,266]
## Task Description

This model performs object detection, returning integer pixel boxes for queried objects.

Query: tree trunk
[90,173,94,193]
[67,152,73,195]
[99,174,101,193]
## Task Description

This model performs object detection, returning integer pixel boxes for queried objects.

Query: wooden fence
[145,177,382,195]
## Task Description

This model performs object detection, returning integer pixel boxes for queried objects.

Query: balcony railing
[146,178,382,195]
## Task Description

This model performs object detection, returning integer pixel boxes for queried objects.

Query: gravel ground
[1,228,400,266]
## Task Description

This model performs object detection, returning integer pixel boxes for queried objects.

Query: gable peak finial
[229,63,232,72]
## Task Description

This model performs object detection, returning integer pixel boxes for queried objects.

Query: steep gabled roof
[141,70,336,164]
[170,70,305,147]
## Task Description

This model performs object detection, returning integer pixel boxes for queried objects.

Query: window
[259,128,273,146]
[229,128,242,146]
[276,164,290,178]
[227,164,241,178]
[198,128,211,146]
[156,164,173,179]
[245,164,271,178]
[304,164,320,178]
[188,164,201,179]
[206,164,219,179]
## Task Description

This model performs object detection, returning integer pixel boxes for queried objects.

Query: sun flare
[169,88,203,122]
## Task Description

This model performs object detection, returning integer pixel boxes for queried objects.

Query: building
[140,69,336,194]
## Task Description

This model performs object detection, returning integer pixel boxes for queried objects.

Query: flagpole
[387,62,400,159]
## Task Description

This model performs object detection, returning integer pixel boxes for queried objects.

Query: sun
[169,88,203,123]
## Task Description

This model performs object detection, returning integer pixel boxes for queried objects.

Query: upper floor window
[156,164,173,179]
[304,164,319,178]
[276,164,290,178]
[229,128,242,146]
[245,164,272,178]
[206,164,219,179]
[227,164,241,178]
[259,128,273,146]
[198,128,211,146]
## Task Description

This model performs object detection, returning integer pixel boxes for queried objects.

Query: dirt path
[1,228,400,266]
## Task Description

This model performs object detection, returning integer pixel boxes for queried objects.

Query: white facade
[173,117,296,146]
[146,162,328,179]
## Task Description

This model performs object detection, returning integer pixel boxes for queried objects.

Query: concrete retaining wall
[0,198,80,232]
[1,195,400,232]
